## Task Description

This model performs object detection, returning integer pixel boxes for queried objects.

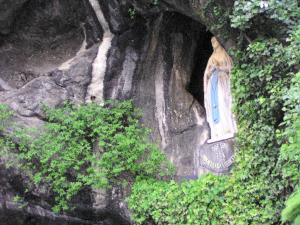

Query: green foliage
[0,104,15,130]
[278,72,300,184]
[282,184,300,224]
[128,7,136,20]
[201,0,232,33]
[0,101,173,213]
[225,3,300,224]
[127,174,227,225]
[13,194,28,209]
[231,0,299,31]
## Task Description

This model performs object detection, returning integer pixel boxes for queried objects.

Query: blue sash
[211,69,220,124]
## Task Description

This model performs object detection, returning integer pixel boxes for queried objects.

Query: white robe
[204,57,237,143]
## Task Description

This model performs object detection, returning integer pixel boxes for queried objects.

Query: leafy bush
[225,5,300,224]
[127,174,227,225]
[0,100,173,213]
[282,184,300,224]
[278,71,300,184]
[231,0,299,31]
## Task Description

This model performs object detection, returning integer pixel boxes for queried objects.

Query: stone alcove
[0,0,100,89]
[188,30,213,108]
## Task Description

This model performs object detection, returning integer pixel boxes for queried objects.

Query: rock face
[0,0,28,35]
[0,0,237,224]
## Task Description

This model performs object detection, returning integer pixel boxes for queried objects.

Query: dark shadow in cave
[0,0,86,89]
[188,29,213,107]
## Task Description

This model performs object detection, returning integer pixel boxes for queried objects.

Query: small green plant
[0,104,15,129]
[13,195,28,209]
[13,195,20,203]
[128,7,136,20]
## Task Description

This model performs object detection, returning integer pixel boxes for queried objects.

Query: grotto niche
[188,28,213,107]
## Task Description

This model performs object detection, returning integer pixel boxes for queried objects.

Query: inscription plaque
[195,140,237,174]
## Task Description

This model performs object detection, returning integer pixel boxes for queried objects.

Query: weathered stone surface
[130,13,210,178]
[130,0,239,50]
[0,0,102,89]
[0,0,28,35]
[0,45,97,130]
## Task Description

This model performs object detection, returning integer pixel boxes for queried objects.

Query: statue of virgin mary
[204,37,237,143]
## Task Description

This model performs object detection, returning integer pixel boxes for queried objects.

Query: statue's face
[211,37,219,50]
